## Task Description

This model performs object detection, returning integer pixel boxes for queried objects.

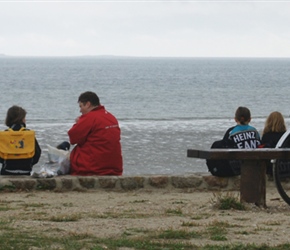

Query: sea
[0,56,290,176]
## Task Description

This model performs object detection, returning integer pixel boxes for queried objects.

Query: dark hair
[235,106,251,125]
[5,105,27,127]
[78,91,100,106]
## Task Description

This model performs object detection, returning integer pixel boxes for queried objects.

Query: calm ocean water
[0,56,290,175]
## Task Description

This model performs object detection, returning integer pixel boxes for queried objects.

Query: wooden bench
[187,148,290,207]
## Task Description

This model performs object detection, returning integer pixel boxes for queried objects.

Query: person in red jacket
[68,91,123,176]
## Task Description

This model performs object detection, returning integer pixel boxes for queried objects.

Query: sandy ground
[1,188,290,247]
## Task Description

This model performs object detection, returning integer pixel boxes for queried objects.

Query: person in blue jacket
[227,106,261,149]
[207,106,261,177]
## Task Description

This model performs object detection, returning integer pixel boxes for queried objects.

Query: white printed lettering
[233,135,240,143]
[250,140,257,148]
[105,125,119,129]
[239,133,244,141]
[245,132,253,139]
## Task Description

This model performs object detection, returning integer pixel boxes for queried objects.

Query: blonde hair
[262,111,286,135]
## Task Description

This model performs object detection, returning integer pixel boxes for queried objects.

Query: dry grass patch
[211,192,246,210]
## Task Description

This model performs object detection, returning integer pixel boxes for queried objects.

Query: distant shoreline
[0,54,290,60]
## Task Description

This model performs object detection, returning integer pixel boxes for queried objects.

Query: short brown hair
[78,91,100,106]
[235,107,251,125]
[5,105,27,127]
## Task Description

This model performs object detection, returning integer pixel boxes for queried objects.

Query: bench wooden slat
[187,148,290,160]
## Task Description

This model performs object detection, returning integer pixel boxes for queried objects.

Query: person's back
[227,124,261,149]
[207,106,260,177]
[261,111,287,175]
[68,91,123,176]
[261,111,286,148]
[262,132,285,148]
[0,106,41,175]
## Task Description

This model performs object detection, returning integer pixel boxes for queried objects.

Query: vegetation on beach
[0,207,286,250]
[0,190,287,250]
[0,223,290,250]
[210,192,246,210]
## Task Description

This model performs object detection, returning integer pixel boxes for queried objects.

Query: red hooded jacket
[68,106,123,176]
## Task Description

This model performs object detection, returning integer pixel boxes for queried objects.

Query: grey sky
[1,1,290,57]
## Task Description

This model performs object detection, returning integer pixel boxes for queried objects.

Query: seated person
[68,91,123,176]
[0,105,41,175]
[261,111,286,148]
[207,106,261,177]
[261,111,287,175]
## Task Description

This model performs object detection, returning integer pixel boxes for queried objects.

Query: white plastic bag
[31,165,55,178]
[31,144,70,178]
[47,144,70,175]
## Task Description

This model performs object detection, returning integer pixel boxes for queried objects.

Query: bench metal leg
[240,160,266,207]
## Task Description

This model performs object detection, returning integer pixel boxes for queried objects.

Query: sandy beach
[1,187,290,248]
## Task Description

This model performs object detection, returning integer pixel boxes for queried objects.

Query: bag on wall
[0,128,35,160]
[47,144,70,175]
[206,140,241,177]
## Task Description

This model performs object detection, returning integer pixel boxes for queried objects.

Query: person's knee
[56,141,70,151]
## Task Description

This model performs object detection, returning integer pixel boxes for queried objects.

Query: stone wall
[0,173,277,192]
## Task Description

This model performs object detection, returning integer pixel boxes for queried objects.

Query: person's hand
[75,116,80,123]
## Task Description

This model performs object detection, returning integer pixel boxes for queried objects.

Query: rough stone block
[171,175,203,188]
[203,175,228,189]
[0,179,15,191]
[120,177,144,190]
[10,179,36,190]
[98,177,117,189]
[36,179,57,190]
[232,177,240,190]
[149,176,169,188]
[78,177,96,189]
[60,178,73,190]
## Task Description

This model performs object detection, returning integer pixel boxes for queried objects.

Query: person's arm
[222,126,236,147]
[32,139,41,165]
[68,115,92,145]
[223,126,235,142]
[222,127,234,141]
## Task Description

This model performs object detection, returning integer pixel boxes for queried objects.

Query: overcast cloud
[0,1,290,57]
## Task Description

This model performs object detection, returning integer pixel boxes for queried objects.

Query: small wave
[118,116,269,122]
[25,115,273,125]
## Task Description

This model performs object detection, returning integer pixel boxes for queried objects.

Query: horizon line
[0,54,290,59]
